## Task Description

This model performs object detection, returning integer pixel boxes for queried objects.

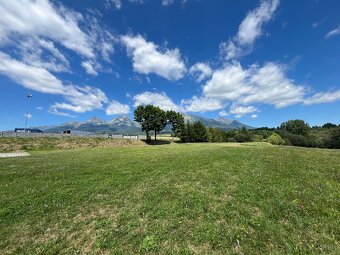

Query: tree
[192,122,208,142]
[167,110,184,140]
[267,133,284,145]
[330,126,340,149]
[322,123,337,129]
[280,120,310,136]
[134,105,168,141]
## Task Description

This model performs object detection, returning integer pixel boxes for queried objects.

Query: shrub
[267,133,284,145]
[235,133,250,143]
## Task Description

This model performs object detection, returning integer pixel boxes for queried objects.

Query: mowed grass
[0,142,339,254]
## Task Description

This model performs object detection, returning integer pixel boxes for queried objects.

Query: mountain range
[39,115,253,134]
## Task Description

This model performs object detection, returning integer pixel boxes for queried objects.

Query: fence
[0,131,147,140]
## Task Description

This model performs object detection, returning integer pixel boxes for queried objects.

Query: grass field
[0,142,339,254]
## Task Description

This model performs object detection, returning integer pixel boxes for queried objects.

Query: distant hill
[39,115,254,134]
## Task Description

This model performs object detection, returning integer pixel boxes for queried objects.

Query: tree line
[134,105,340,149]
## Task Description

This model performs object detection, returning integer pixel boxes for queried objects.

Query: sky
[1,0,340,130]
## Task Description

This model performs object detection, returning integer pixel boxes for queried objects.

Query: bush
[267,133,284,145]
[235,133,251,143]
[253,134,264,142]
[227,137,237,142]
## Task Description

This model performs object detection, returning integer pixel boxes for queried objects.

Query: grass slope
[0,143,339,254]
[0,137,146,153]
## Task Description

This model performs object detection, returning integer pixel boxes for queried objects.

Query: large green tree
[166,110,184,140]
[280,120,310,136]
[134,105,168,141]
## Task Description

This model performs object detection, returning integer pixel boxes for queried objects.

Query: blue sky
[1,0,340,130]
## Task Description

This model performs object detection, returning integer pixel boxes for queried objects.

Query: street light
[24,91,33,135]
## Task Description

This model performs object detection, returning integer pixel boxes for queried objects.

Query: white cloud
[220,0,280,60]
[81,61,98,76]
[121,34,186,80]
[203,63,251,101]
[0,51,66,94]
[0,0,94,58]
[106,100,130,115]
[181,96,224,112]
[251,114,258,118]
[230,104,258,116]
[189,62,213,82]
[0,0,116,76]
[18,38,70,73]
[218,110,230,117]
[304,90,340,105]
[325,25,340,39]
[240,63,305,108]
[0,51,109,115]
[133,91,182,111]
[202,62,305,109]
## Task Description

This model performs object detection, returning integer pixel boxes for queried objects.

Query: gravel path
[0,152,30,158]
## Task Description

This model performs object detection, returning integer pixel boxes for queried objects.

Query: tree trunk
[154,130,157,141]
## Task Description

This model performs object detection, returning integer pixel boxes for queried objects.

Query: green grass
[0,143,339,254]
[0,137,145,152]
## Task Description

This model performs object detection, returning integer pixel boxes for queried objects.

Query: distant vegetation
[180,119,340,149]
[133,105,340,149]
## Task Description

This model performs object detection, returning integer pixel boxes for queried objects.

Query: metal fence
[0,131,147,140]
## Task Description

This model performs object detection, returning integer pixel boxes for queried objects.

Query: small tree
[134,105,167,141]
[267,133,285,145]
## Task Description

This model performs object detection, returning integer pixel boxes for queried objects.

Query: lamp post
[24,91,33,135]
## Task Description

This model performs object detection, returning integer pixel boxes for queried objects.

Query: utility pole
[24,91,33,136]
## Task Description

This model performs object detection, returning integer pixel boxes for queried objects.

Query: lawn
[0,142,339,254]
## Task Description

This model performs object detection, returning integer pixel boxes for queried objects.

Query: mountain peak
[87,117,104,123]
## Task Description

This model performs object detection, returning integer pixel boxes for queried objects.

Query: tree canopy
[134,105,184,141]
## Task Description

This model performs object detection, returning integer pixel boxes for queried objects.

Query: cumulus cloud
[240,63,305,108]
[106,100,130,115]
[325,25,340,39]
[203,63,251,101]
[189,62,213,82]
[230,104,258,117]
[202,62,305,109]
[220,0,280,60]
[0,0,115,76]
[133,91,182,111]
[181,96,224,112]
[121,34,186,80]
[251,114,258,118]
